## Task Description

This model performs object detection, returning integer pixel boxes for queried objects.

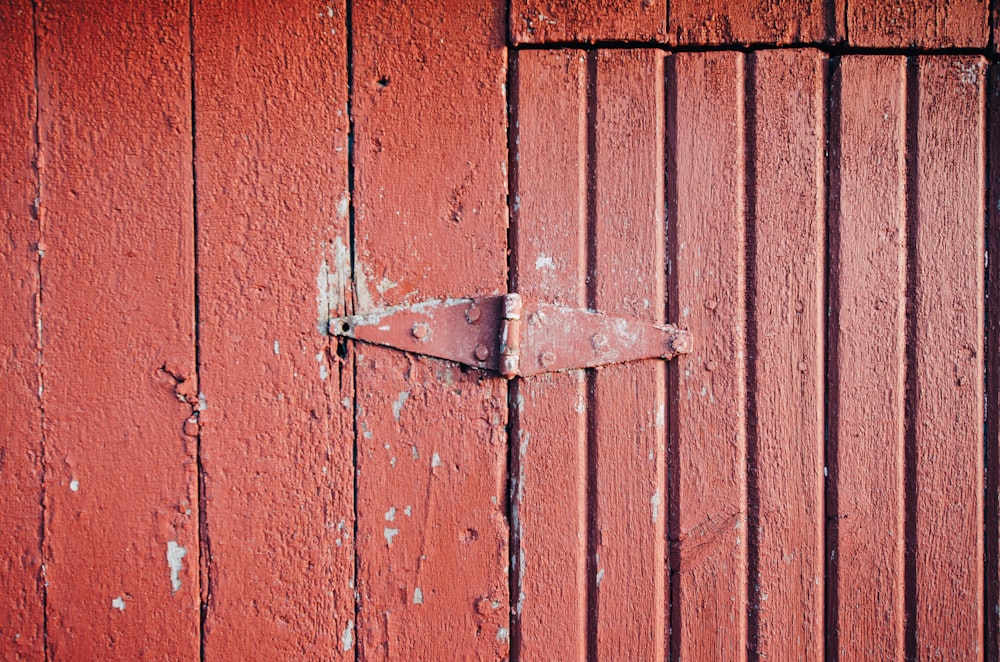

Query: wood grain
[591,49,666,661]
[510,0,665,44]
[828,55,907,659]
[351,1,510,658]
[910,55,985,659]
[509,49,588,661]
[35,0,199,657]
[193,1,353,657]
[667,50,747,661]
[668,0,842,45]
[986,58,1000,662]
[848,0,989,48]
[0,0,44,657]
[748,49,826,659]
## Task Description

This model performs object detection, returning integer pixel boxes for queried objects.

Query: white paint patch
[354,262,375,312]
[336,193,350,219]
[112,596,126,611]
[166,541,187,594]
[317,236,352,333]
[497,627,509,643]
[596,568,605,587]
[413,587,424,604]
[69,479,79,492]
[410,445,419,460]
[404,506,412,517]
[384,527,399,545]
[317,352,328,380]
[655,403,665,429]
[273,340,280,355]
[385,506,396,521]
[431,452,442,468]
[342,620,354,651]
[392,391,409,421]
[535,254,554,270]
[651,491,661,524]
[377,276,399,295]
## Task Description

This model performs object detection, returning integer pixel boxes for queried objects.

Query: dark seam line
[511,41,999,59]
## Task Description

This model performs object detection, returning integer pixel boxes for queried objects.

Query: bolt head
[671,332,693,355]
[539,351,556,368]
[466,305,481,323]
[591,333,609,351]
[411,322,429,339]
[474,344,490,361]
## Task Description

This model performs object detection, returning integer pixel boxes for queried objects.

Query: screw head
[591,333,609,352]
[671,332,693,355]
[466,305,481,323]
[474,344,490,361]
[539,351,556,368]
[411,322,429,339]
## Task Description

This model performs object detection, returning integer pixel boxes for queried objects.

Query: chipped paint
[69,479,79,492]
[385,506,396,521]
[384,527,399,545]
[651,491,661,524]
[342,620,354,651]
[111,596,126,611]
[497,627,509,643]
[431,452,441,468]
[166,541,186,594]
[392,391,410,421]
[413,587,424,604]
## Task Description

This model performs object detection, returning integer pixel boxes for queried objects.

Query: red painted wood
[0,1,44,657]
[668,0,842,45]
[749,49,826,659]
[352,1,510,658]
[849,0,988,48]
[509,49,588,660]
[828,55,907,659]
[911,55,985,659]
[667,51,747,661]
[987,57,1000,662]
[510,0,665,44]
[35,1,199,657]
[193,1,353,658]
[591,49,666,661]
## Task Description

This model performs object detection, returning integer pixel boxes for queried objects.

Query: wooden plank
[828,55,907,660]
[666,51,747,661]
[591,48,666,661]
[848,0,988,48]
[910,55,985,659]
[0,0,44,657]
[510,0,665,44]
[987,58,1000,662]
[193,1,353,658]
[352,1,510,658]
[748,49,826,659]
[35,1,199,657]
[508,49,588,661]
[668,0,841,45]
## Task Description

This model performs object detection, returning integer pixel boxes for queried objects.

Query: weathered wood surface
[910,55,985,660]
[510,0,665,44]
[668,0,842,45]
[35,0,200,657]
[351,0,510,658]
[848,0,989,47]
[667,50,747,661]
[509,49,589,661]
[748,49,826,659]
[590,49,667,661]
[193,0,354,658]
[0,0,44,657]
[987,59,1000,662]
[828,55,907,659]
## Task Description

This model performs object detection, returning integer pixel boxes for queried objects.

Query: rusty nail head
[705,298,718,311]
[591,333,609,351]
[797,361,808,372]
[412,322,429,339]
[474,344,490,361]
[705,360,716,372]
[539,351,556,368]
[671,331,693,355]
[466,305,481,323]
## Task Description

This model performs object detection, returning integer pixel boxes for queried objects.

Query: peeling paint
[317,352,328,380]
[69,479,79,492]
[651,491,661,524]
[392,391,409,421]
[413,587,424,604]
[342,620,354,651]
[497,627,509,643]
[535,254,554,270]
[273,340,280,355]
[166,541,186,594]
[384,527,399,545]
[431,452,441,468]
[385,506,396,521]
[111,596,126,611]
[317,236,351,333]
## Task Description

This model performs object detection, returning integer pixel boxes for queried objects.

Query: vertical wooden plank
[35,1,199,657]
[668,0,841,45]
[748,49,826,659]
[911,55,985,659]
[667,51,747,661]
[0,1,44,657]
[591,48,666,661]
[828,55,907,660]
[509,49,588,661]
[510,0,665,44]
[352,1,510,658]
[848,0,989,48]
[193,1,353,658]
[986,58,1000,662]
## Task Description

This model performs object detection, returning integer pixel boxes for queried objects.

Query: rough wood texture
[748,49,826,659]
[193,1,353,658]
[510,0,665,44]
[828,55,907,659]
[352,1,510,658]
[591,49,666,661]
[668,0,842,45]
[35,0,199,657]
[987,58,1000,662]
[509,49,588,660]
[667,51,747,661]
[911,55,985,659]
[0,0,44,657]
[848,0,989,48]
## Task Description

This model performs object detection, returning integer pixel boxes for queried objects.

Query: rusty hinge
[330,294,692,378]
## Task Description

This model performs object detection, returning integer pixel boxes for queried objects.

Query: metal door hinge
[330,293,692,378]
